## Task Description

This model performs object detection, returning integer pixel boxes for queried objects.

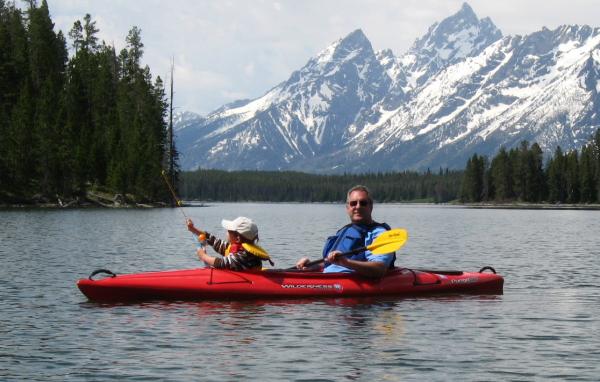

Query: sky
[41,0,600,116]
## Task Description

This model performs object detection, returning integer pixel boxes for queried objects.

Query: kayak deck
[77,266,504,302]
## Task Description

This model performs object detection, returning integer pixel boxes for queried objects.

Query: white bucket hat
[221,216,258,240]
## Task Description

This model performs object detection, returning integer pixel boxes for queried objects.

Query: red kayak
[77,266,503,302]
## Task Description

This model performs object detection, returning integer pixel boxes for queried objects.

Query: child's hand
[197,232,207,247]
[186,219,195,231]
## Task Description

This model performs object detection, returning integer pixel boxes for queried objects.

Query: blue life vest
[322,222,395,268]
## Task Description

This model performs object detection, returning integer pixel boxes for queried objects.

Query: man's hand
[326,250,349,266]
[327,250,387,278]
[295,257,310,269]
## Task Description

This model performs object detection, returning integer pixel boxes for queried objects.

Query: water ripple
[1,205,600,381]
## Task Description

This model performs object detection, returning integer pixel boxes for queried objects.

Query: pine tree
[512,141,546,202]
[595,129,600,202]
[165,58,180,206]
[90,44,119,186]
[511,143,527,201]
[64,13,106,193]
[0,1,15,192]
[1,1,30,197]
[564,150,580,203]
[547,146,567,203]
[26,0,68,196]
[7,83,34,194]
[490,148,513,201]
[105,26,169,201]
[529,143,546,202]
[460,154,485,202]
[579,144,596,203]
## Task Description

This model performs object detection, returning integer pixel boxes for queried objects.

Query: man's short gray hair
[346,185,373,203]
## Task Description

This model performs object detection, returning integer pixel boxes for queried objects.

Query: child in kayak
[186,217,273,270]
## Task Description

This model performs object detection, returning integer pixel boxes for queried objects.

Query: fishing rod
[161,170,207,244]
[161,169,188,221]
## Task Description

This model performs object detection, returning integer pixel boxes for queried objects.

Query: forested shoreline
[180,169,462,203]
[460,129,600,204]
[2,2,599,208]
[181,129,600,206]
[0,1,175,206]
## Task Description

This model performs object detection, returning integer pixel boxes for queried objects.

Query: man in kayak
[295,185,395,277]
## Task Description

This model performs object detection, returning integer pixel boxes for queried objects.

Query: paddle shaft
[296,246,370,269]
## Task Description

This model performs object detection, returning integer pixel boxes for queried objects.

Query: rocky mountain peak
[306,29,374,74]
[175,4,600,174]
[402,2,502,88]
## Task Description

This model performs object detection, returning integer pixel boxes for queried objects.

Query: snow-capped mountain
[176,28,392,170]
[401,2,502,89]
[176,3,600,172]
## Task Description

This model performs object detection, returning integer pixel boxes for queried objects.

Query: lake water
[1,203,599,381]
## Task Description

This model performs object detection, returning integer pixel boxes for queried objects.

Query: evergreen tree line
[460,129,600,203]
[0,1,172,203]
[183,130,600,204]
[180,169,462,203]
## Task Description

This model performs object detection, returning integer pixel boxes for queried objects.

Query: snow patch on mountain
[175,3,600,173]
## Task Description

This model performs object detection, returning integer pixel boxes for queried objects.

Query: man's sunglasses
[348,200,370,207]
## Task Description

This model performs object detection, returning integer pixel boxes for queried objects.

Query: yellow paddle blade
[242,243,271,260]
[374,228,408,244]
[367,228,408,255]
[369,240,405,255]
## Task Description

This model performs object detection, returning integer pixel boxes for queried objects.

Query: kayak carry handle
[89,269,117,280]
[478,266,496,274]
[398,268,442,286]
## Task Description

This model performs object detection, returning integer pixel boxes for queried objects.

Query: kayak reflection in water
[296,185,396,278]
[187,217,273,270]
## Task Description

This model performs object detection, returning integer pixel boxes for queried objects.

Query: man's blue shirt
[324,225,394,273]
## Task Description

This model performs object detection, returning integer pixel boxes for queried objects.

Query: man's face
[346,190,373,224]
